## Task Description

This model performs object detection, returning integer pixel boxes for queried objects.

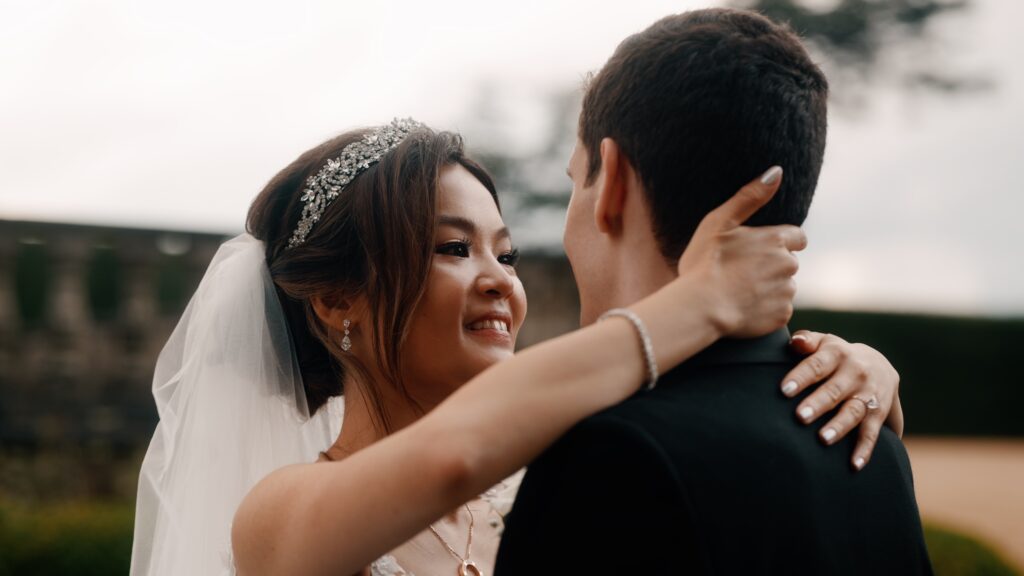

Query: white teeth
[468,319,509,332]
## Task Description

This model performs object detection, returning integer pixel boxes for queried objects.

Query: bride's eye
[436,239,471,258]
[498,247,521,268]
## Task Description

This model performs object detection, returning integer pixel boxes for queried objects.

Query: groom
[495,9,932,575]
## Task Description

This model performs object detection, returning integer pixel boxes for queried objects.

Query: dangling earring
[341,319,352,352]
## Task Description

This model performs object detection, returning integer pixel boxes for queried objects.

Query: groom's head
[564,8,828,324]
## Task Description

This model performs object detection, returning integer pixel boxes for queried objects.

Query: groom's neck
[584,246,677,324]
[613,259,678,308]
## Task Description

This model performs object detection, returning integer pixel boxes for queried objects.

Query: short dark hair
[580,8,828,263]
[247,126,497,430]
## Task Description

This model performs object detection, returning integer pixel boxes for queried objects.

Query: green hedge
[0,500,1020,575]
[0,501,132,576]
[790,310,1024,437]
[925,524,1020,576]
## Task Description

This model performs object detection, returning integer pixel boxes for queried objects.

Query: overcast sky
[1,0,1022,316]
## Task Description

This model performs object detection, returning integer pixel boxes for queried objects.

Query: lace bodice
[369,469,523,576]
[227,469,523,576]
[370,554,411,576]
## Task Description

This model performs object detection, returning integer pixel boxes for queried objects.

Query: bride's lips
[464,312,513,345]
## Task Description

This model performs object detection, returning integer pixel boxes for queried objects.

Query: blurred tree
[462,0,992,238]
[728,0,991,101]
[463,86,580,208]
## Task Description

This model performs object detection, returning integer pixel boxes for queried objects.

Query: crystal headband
[287,117,425,248]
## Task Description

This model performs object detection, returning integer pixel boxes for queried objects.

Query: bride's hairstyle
[246,125,498,432]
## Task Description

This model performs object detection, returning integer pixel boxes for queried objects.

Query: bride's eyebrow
[438,214,511,242]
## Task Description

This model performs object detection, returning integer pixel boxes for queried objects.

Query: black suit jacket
[495,329,933,575]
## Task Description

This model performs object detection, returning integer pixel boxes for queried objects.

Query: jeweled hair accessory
[287,117,425,248]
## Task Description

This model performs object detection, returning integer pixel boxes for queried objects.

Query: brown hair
[247,125,498,433]
[579,8,828,263]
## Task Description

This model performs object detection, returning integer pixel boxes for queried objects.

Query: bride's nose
[474,260,515,299]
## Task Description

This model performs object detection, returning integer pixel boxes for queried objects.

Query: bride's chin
[483,346,515,361]
[462,349,514,375]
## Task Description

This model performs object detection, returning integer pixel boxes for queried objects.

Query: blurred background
[1,0,1021,573]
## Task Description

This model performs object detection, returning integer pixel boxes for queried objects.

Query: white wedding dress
[366,471,524,573]
[219,465,523,576]
[221,461,523,576]
[366,470,523,576]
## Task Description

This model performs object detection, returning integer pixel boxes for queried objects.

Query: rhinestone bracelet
[598,308,659,391]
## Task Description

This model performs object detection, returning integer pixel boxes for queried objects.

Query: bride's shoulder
[237,459,326,529]
[242,461,316,504]
[232,461,321,567]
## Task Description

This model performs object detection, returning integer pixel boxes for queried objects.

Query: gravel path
[905,437,1024,570]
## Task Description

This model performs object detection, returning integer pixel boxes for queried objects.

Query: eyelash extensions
[436,238,520,267]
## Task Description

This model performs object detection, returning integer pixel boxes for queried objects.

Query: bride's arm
[232,170,803,576]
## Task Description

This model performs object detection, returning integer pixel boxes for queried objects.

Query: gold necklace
[428,504,483,576]
[320,450,483,575]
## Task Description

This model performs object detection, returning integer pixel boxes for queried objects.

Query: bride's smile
[401,163,528,399]
[465,314,513,340]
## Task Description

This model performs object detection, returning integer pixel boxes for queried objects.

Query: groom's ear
[594,137,630,235]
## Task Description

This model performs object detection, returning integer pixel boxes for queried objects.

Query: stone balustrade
[0,219,579,455]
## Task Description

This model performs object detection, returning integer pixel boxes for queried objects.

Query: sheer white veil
[130,233,344,576]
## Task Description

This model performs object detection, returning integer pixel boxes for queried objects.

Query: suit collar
[681,328,797,370]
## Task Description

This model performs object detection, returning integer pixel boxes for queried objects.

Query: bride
[131,120,904,576]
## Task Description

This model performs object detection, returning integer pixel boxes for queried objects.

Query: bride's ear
[311,294,364,332]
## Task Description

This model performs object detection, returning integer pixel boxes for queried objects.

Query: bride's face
[401,164,527,405]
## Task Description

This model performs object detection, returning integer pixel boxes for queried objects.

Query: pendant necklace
[428,503,483,576]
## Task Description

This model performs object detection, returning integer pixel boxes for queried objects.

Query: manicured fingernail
[760,166,783,185]
[854,457,866,470]
[821,428,837,442]
[782,381,798,396]
[799,406,814,421]
[791,334,807,343]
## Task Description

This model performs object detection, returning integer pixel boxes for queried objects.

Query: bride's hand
[677,166,806,338]
[780,330,903,471]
